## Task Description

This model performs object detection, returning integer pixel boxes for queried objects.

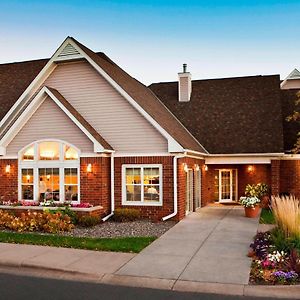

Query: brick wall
[0,159,18,202]
[114,156,175,221]
[80,157,110,214]
[202,164,271,205]
[275,160,300,198]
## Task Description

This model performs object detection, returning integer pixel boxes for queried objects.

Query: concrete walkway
[117,206,259,285]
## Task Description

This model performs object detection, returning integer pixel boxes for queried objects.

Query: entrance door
[186,169,194,214]
[219,170,233,203]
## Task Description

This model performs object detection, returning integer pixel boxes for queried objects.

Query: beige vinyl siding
[44,61,168,153]
[6,97,94,154]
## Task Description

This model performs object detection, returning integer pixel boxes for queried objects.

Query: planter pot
[260,195,270,208]
[244,206,260,218]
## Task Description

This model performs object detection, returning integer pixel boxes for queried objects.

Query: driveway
[117,206,259,285]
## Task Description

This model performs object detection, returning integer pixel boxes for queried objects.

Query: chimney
[178,63,192,102]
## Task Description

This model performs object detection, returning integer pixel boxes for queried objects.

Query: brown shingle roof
[280,89,300,152]
[149,75,284,154]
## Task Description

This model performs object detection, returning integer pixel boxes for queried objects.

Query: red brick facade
[0,159,18,202]
[271,159,300,198]
[80,157,110,214]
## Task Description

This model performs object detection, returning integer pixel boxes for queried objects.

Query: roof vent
[178,64,192,102]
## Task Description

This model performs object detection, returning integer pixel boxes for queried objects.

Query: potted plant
[239,196,261,218]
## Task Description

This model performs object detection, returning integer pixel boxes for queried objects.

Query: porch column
[271,160,280,196]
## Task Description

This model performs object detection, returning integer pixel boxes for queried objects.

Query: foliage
[245,183,269,199]
[0,210,74,234]
[271,196,300,239]
[286,91,300,153]
[239,196,260,208]
[112,208,140,222]
[260,208,276,224]
[78,215,100,227]
[0,231,156,253]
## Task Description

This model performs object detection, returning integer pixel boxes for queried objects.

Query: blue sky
[0,0,299,84]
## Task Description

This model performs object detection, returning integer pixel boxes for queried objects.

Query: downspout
[162,154,185,221]
[102,152,115,222]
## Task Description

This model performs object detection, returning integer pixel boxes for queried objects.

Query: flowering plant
[239,196,260,208]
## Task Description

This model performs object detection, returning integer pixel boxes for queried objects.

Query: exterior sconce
[87,163,92,173]
[183,163,189,173]
[204,165,208,171]
[248,165,254,173]
[5,165,10,174]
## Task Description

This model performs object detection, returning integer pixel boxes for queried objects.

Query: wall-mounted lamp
[183,163,189,173]
[204,165,208,171]
[87,163,92,173]
[5,165,10,174]
[247,165,254,173]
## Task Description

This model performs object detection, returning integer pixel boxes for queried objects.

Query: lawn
[259,208,276,224]
[0,231,156,253]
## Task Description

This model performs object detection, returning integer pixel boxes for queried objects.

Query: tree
[286,91,300,153]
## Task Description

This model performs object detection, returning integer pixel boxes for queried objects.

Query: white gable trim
[0,37,186,153]
[0,87,109,153]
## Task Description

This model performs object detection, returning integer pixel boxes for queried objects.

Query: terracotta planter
[260,195,270,208]
[244,206,260,218]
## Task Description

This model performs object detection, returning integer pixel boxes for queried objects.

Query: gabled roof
[149,75,284,154]
[0,37,208,154]
[0,86,113,153]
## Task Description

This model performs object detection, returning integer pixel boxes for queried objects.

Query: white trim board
[0,86,109,153]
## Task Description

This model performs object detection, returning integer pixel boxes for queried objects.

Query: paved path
[117,206,259,285]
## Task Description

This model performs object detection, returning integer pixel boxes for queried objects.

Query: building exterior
[0,37,299,221]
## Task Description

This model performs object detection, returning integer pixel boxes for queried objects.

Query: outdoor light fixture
[87,163,92,173]
[204,165,208,171]
[5,165,10,174]
[248,165,254,173]
[183,163,189,173]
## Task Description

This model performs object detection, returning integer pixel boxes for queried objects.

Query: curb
[0,262,299,299]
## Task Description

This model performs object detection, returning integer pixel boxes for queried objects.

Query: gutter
[102,152,115,222]
[162,154,185,221]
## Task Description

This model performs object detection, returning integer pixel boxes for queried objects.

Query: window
[122,165,162,206]
[19,140,80,202]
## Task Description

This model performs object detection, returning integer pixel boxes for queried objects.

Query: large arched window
[19,140,80,203]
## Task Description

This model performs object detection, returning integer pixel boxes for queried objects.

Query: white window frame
[18,139,80,203]
[122,164,163,206]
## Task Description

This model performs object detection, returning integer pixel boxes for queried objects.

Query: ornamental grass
[271,196,300,239]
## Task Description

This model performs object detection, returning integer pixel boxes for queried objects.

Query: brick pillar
[271,160,280,196]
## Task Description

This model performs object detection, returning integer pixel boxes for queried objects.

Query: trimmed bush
[78,215,100,227]
[112,208,140,222]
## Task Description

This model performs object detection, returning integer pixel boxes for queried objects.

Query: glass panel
[22,169,33,184]
[64,145,78,160]
[65,186,78,201]
[64,168,78,185]
[22,185,33,200]
[39,142,60,160]
[39,168,60,201]
[144,168,159,185]
[126,185,141,202]
[22,145,34,160]
[144,185,160,202]
[126,168,141,184]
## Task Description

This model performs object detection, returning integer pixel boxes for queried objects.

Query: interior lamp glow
[5,165,10,174]
[87,163,92,173]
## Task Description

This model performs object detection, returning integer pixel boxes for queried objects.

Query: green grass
[0,231,156,253]
[260,208,276,224]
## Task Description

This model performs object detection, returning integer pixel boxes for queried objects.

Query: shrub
[0,210,74,234]
[78,215,100,227]
[271,196,300,239]
[112,208,140,222]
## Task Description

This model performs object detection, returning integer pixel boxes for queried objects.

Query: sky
[0,0,299,85]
